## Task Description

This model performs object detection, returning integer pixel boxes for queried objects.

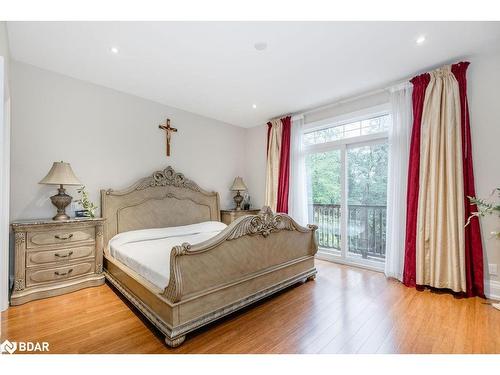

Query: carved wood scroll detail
[134,166,201,192]
[14,232,26,291]
[95,225,104,238]
[162,207,318,303]
[14,279,25,291]
[225,206,314,240]
[96,264,103,274]
[15,232,26,245]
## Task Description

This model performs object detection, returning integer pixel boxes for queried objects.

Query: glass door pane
[305,150,342,253]
[346,143,388,262]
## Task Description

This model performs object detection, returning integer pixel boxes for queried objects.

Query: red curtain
[277,116,291,213]
[451,62,484,297]
[402,73,430,288]
[403,62,484,297]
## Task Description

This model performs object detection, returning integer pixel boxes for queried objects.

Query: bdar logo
[0,339,17,354]
[0,339,49,354]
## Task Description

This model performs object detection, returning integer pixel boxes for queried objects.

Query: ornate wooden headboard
[100,166,220,245]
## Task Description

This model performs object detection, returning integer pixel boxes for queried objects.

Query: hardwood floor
[2,260,499,354]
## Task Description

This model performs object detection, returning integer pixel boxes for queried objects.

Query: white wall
[0,21,11,311]
[10,61,247,222]
[0,23,9,99]
[243,51,500,294]
[468,50,500,288]
[244,124,267,208]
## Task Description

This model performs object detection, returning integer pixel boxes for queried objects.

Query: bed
[101,166,318,347]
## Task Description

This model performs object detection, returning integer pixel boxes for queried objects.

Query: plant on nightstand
[75,186,98,218]
[468,188,500,310]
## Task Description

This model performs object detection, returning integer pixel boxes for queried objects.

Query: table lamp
[39,161,82,221]
[230,176,247,211]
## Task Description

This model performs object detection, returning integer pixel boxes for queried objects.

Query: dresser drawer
[27,227,95,249]
[26,246,95,267]
[26,262,95,287]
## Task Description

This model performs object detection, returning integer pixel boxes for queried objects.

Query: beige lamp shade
[39,162,82,186]
[230,176,247,191]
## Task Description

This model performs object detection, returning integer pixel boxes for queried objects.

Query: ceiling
[7,21,500,128]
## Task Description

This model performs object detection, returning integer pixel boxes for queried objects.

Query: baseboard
[484,278,500,301]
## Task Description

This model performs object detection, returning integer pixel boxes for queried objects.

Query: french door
[303,111,389,271]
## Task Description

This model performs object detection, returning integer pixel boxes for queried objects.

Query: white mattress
[108,221,227,289]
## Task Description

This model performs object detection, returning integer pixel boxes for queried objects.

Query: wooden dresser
[10,218,105,306]
[220,209,260,225]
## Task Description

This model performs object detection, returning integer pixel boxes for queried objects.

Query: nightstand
[220,209,260,225]
[10,217,105,306]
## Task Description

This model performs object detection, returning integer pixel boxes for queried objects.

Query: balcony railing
[311,203,387,260]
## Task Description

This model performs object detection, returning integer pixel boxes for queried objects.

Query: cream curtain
[265,119,282,211]
[416,66,466,292]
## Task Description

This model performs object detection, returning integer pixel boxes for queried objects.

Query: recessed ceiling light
[254,42,267,51]
[416,36,426,45]
[252,104,257,109]
[110,46,119,54]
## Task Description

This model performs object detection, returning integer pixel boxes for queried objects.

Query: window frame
[302,104,390,272]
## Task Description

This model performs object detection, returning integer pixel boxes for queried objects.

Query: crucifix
[158,118,177,157]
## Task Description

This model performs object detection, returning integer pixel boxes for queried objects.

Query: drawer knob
[54,269,73,277]
[54,251,74,258]
[54,234,74,240]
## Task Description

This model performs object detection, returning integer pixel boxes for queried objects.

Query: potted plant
[75,186,98,218]
[468,188,500,310]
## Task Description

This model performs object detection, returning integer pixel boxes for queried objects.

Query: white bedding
[108,221,227,289]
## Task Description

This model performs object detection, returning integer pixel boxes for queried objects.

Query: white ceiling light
[110,46,119,54]
[254,42,267,51]
[252,104,257,109]
[416,35,426,45]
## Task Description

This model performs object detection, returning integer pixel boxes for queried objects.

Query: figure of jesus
[158,118,177,157]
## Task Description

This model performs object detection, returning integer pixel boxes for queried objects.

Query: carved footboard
[104,207,317,347]
[153,207,318,346]
[163,207,317,304]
